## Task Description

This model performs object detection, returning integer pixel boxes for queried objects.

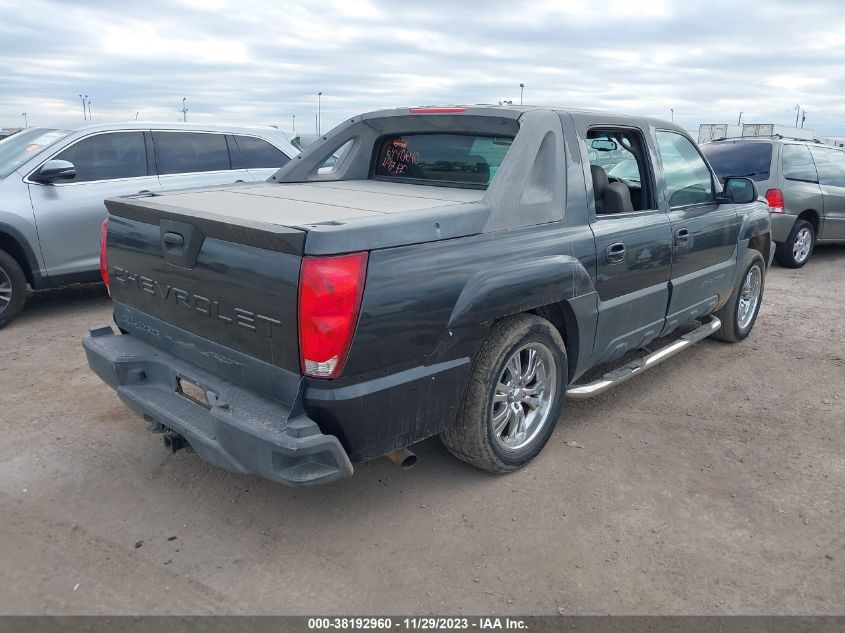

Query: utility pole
[317,92,322,136]
[794,104,801,127]
[79,94,88,120]
[738,111,743,125]
[180,97,188,122]
[21,112,27,128]
[519,83,524,106]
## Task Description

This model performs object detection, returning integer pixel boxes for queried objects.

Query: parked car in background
[0,122,298,327]
[701,137,845,267]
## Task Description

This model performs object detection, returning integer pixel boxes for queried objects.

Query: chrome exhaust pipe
[386,448,417,470]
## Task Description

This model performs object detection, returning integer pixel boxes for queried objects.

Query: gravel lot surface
[1,246,843,615]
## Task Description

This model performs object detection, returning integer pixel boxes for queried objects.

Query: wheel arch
[446,254,598,384]
[529,301,579,383]
[747,232,771,265]
[797,209,820,235]
[0,225,39,287]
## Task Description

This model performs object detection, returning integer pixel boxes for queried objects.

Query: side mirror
[34,159,76,184]
[719,177,757,204]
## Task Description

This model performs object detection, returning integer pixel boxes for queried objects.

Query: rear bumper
[82,324,353,486]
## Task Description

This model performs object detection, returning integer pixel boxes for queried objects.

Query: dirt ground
[0,246,843,616]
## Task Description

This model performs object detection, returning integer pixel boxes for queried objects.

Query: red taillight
[765,188,784,213]
[99,217,110,292]
[298,252,368,379]
[409,107,466,114]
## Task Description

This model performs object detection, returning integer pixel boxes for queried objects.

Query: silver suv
[701,136,845,267]
[0,122,298,327]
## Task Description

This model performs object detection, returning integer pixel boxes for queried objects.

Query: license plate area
[176,374,210,409]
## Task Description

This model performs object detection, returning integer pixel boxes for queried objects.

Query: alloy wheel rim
[737,264,762,331]
[0,266,11,314]
[491,343,556,453]
[793,227,812,263]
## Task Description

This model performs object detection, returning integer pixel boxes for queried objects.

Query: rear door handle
[675,227,690,246]
[606,242,626,264]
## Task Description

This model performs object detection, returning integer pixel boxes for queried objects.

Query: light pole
[87,99,92,121]
[79,94,88,120]
[181,97,188,123]
[794,104,801,127]
[670,108,675,122]
[520,83,524,106]
[21,112,27,128]
[738,111,743,125]
[292,114,296,137]
[317,92,322,136]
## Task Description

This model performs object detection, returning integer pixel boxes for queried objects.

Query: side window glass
[782,145,818,182]
[586,129,651,214]
[153,132,230,175]
[234,135,290,169]
[656,131,715,207]
[809,147,845,188]
[318,139,353,175]
[54,132,147,183]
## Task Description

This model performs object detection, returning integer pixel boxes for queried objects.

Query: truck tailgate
[104,194,306,403]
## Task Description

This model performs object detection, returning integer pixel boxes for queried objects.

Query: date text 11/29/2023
[307,617,528,630]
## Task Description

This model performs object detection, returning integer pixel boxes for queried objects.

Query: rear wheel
[441,314,567,473]
[0,249,27,329]
[775,219,814,268]
[713,249,765,343]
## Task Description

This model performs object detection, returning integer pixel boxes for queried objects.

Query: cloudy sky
[1,0,844,136]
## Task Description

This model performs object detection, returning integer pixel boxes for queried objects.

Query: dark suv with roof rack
[701,136,845,267]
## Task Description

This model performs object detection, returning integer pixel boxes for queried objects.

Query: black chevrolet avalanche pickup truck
[83,106,772,485]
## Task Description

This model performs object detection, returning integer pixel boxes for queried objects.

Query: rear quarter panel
[302,220,597,461]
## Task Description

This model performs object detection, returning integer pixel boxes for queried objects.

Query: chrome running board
[567,315,721,400]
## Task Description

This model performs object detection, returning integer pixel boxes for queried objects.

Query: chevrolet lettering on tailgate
[111,265,283,337]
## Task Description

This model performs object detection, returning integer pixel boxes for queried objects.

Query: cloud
[1,0,844,136]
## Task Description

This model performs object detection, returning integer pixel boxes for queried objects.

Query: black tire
[712,249,765,343]
[0,249,27,329]
[441,313,567,473]
[774,219,815,268]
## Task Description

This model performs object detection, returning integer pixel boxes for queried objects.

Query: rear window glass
[373,134,513,186]
[782,145,818,182]
[700,142,772,181]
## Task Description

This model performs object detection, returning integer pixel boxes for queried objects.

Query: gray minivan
[0,122,298,327]
[701,137,845,267]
